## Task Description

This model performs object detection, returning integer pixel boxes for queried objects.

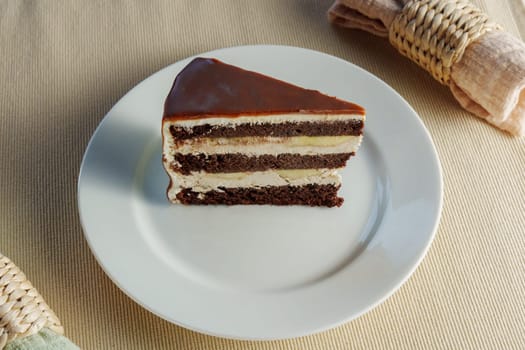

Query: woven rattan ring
[389,0,501,85]
[0,254,63,349]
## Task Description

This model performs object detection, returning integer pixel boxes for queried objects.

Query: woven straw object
[328,0,525,136]
[389,0,502,85]
[0,254,63,349]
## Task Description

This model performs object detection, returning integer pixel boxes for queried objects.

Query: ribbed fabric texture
[0,0,524,349]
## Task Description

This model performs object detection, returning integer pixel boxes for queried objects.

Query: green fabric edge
[5,328,79,350]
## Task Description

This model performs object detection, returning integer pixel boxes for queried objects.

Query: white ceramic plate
[78,45,443,340]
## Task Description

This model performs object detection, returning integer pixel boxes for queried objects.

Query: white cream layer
[164,113,364,128]
[167,168,341,199]
[164,135,363,159]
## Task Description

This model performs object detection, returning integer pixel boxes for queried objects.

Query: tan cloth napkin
[329,0,525,136]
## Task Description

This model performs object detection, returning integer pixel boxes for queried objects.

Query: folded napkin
[0,254,79,350]
[329,0,525,136]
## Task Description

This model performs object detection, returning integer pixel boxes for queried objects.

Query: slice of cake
[161,57,365,207]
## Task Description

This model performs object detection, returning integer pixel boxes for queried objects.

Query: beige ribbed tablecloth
[1,0,524,349]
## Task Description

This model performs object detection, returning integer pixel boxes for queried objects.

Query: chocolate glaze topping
[164,58,365,119]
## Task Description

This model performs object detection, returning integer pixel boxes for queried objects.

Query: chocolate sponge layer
[169,120,363,139]
[171,153,354,174]
[176,184,343,207]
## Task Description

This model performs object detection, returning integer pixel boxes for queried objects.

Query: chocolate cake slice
[162,57,365,207]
